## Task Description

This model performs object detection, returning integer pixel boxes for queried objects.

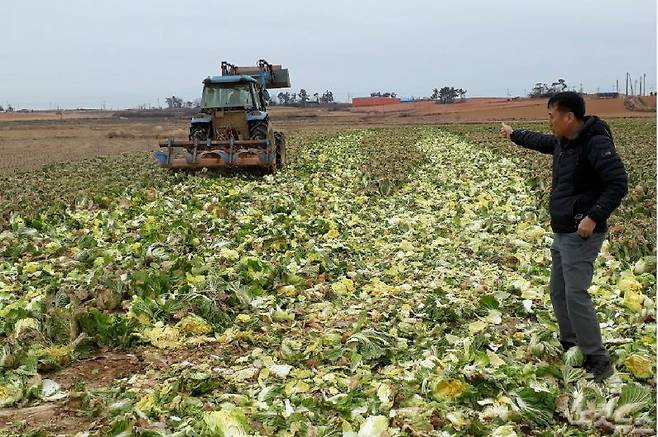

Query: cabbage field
[0,121,655,436]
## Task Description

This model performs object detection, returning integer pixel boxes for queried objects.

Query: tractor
[154,59,290,173]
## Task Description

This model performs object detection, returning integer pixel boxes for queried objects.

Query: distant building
[596,92,619,99]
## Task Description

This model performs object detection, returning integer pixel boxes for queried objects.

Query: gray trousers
[550,232,608,358]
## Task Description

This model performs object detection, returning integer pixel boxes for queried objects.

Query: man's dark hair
[547,92,586,120]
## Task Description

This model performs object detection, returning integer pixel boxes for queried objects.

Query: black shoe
[560,340,577,352]
[584,355,614,382]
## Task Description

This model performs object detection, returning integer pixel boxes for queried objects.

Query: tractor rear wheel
[249,121,268,140]
[274,132,286,168]
[190,125,209,142]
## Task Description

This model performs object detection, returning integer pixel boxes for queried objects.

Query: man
[500,91,628,382]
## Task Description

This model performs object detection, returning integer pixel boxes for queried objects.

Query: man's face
[548,104,572,137]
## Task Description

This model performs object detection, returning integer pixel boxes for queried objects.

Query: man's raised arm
[500,122,558,155]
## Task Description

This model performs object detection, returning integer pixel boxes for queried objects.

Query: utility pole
[616,80,619,93]
[626,73,629,96]
[643,73,646,96]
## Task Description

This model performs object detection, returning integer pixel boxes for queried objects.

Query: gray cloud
[1,0,655,108]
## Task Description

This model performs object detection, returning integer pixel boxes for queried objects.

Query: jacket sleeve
[510,129,558,155]
[585,136,628,224]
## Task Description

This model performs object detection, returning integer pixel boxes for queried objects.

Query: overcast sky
[2,0,656,109]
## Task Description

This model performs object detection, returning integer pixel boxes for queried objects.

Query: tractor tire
[249,121,269,140]
[190,125,209,142]
[274,131,286,168]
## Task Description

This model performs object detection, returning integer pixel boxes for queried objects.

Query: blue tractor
[154,59,290,173]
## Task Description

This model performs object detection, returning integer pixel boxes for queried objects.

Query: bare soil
[0,350,147,435]
[0,345,235,435]
[0,96,653,173]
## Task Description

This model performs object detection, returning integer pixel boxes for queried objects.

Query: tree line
[163,90,336,108]
[370,91,397,98]
[275,89,335,105]
[366,87,468,104]
[161,78,577,110]
[431,87,467,103]
[528,79,568,98]
[165,96,201,109]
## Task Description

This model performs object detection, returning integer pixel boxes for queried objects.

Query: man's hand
[577,216,596,239]
[500,122,513,140]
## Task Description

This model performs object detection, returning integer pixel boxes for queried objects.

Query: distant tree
[529,82,547,98]
[438,86,459,104]
[371,91,397,98]
[165,96,183,109]
[529,79,568,98]
[193,98,201,108]
[0,105,3,112]
[457,88,467,100]
[298,89,309,105]
[431,88,440,100]
[320,90,334,103]
[277,92,291,105]
[291,93,298,103]
[551,78,567,92]
[6,104,13,112]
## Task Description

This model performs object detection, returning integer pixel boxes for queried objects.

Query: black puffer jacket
[511,116,628,233]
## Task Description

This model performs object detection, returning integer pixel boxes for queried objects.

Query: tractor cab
[190,75,273,143]
[200,76,267,112]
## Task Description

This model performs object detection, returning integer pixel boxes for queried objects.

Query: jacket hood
[576,115,613,142]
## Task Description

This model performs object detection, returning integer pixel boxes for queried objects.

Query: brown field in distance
[0,96,654,173]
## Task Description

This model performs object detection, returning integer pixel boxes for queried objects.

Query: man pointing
[501,91,628,381]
